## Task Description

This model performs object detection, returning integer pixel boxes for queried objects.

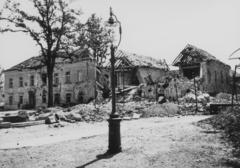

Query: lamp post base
[107,117,122,154]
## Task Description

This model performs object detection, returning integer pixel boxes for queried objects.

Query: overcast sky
[0,0,240,71]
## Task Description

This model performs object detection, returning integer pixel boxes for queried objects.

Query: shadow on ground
[200,130,222,134]
[76,152,117,168]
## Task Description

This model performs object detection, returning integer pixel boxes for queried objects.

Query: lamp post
[231,65,240,108]
[104,7,122,154]
[229,50,240,110]
[174,75,179,105]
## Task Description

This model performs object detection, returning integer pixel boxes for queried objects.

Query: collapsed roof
[4,49,93,72]
[172,44,221,66]
[104,50,169,70]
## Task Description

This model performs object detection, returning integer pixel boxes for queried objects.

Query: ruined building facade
[103,50,169,88]
[0,66,4,109]
[3,50,99,110]
[172,44,232,95]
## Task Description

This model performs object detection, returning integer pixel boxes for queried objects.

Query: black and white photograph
[0,0,240,167]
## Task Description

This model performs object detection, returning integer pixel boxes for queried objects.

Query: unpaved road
[0,116,234,168]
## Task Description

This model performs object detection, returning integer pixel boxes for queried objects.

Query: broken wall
[131,68,168,100]
[136,67,168,83]
[201,60,231,95]
[116,71,135,86]
[141,84,157,100]
[4,60,95,110]
[139,80,193,101]
[164,80,193,100]
[0,68,4,103]
[178,60,231,95]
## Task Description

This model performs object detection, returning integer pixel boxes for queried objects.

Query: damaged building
[172,44,232,95]
[103,50,169,88]
[0,66,4,109]
[3,49,108,110]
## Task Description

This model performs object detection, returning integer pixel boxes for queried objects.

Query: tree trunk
[47,65,54,107]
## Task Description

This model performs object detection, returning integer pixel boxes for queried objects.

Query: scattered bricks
[158,96,166,104]
[64,112,82,122]
[45,116,56,124]
[141,103,179,118]
[0,122,11,129]
[35,113,51,121]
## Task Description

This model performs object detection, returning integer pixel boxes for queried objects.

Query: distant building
[0,66,4,109]
[3,49,107,110]
[172,44,232,95]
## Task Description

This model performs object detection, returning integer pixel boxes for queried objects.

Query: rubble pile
[116,87,146,103]
[200,106,240,156]
[117,100,154,116]
[140,103,179,118]
[3,80,240,127]
[177,90,210,115]
[31,90,240,124]
[176,91,240,115]
[63,104,108,122]
[213,93,240,104]
[32,103,110,123]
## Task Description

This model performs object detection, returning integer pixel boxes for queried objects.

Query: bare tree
[0,0,83,107]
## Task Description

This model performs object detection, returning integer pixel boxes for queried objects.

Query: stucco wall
[104,67,168,87]
[0,86,4,103]
[141,84,157,100]
[4,60,95,110]
[164,81,193,100]
[0,94,3,102]
[201,60,231,94]
[136,67,168,83]
[178,60,231,95]
[0,71,4,103]
[117,72,133,86]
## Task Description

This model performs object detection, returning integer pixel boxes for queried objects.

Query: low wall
[140,80,193,101]
[164,81,193,100]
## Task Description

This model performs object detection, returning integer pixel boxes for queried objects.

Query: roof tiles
[105,50,168,69]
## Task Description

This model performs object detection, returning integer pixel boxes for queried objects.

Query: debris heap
[178,91,210,115]
[199,106,240,158]
[140,103,179,118]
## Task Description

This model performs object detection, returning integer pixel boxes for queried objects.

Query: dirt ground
[0,115,235,168]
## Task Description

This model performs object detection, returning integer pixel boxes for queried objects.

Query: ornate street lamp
[104,7,122,154]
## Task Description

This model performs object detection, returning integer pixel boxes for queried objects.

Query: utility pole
[192,72,198,113]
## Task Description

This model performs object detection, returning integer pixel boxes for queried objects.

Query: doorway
[28,91,36,109]
[182,66,200,80]
[78,91,84,104]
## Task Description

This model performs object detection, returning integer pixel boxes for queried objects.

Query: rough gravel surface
[0,116,235,168]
